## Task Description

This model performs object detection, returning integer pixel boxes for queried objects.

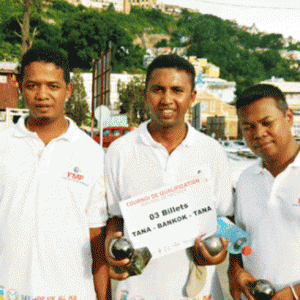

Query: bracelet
[290,284,299,300]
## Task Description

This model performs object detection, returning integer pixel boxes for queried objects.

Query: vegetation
[1,0,300,96]
[65,68,90,126]
[117,76,150,127]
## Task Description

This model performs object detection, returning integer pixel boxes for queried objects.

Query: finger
[220,236,229,248]
[106,231,123,246]
[230,288,243,300]
[212,239,229,263]
[109,266,129,281]
[241,284,256,300]
[113,231,123,239]
[107,256,130,267]
[194,234,206,246]
[243,289,255,300]
[197,240,213,258]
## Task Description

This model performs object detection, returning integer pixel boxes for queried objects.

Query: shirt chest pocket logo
[62,166,89,187]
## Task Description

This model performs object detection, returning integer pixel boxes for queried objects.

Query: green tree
[0,40,21,61]
[107,3,115,11]
[65,68,90,127]
[61,9,146,72]
[16,0,52,55]
[259,33,283,50]
[117,76,150,127]
[155,38,168,48]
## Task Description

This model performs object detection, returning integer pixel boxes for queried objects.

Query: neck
[263,140,300,177]
[26,116,69,145]
[147,121,188,154]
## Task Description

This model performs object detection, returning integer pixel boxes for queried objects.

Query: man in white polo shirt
[104,54,233,300]
[229,84,300,300]
[0,47,110,299]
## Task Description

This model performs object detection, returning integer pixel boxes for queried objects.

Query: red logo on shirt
[62,166,88,186]
[67,172,84,181]
[293,198,300,207]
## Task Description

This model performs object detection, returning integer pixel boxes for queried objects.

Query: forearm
[106,216,124,236]
[228,253,256,300]
[228,253,244,279]
[90,226,111,300]
[93,262,111,300]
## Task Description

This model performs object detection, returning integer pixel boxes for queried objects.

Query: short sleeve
[86,153,108,228]
[233,178,246,231]
[213,145,234,217]
[104,145,123,217]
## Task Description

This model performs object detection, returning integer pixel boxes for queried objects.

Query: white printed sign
[119,177,217,259]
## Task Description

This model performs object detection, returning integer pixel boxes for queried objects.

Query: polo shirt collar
[290,149,300,167]
[251,158,264,175]
[62,117,80,143]
[13,114,31,137]
[138,120,197,148]
[251,147,300,175]
[13,115,78,143]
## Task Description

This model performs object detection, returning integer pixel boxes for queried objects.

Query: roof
[260,79,300,93]
[0,62,18,73]
[194,90,220,102]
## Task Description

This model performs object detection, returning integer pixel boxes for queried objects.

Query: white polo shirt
[105,121,233,300]
[0,115,108,300]
[235,153,300,291]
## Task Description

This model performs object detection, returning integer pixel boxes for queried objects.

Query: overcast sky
[159,0,300,42]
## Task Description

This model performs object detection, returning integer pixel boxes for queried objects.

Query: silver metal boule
[110,237,152,276]
[110,238,134,260]
[202,235,223,256]
[251,279,276,300]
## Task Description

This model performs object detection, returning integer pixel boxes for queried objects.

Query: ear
[285,108,294,127]
[189,90,197,107]
[66,82,73,98]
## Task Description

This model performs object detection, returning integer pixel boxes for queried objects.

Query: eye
[151,86,163,93]
[262,121,271,126]
[26,83,36,89]
[50,84,59,90]
[172,87,183,93]
[242,124,253,131]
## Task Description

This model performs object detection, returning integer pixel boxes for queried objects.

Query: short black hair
[19,47,70,84]
[236,83,288,114]
[146,54,196,91]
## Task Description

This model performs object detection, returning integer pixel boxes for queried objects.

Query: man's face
[144,68,196,129]
[238,97,294,162]
[19,61,72,122]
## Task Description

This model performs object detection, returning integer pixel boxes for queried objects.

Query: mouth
[35,105,51,113]
[255,141,273,151]
[159,109,175,118]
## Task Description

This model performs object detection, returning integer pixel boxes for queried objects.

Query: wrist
[228,262,243,280]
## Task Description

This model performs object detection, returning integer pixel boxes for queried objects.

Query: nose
[160,89,173,104]
[253,124,267,139]
[36,85,49,100]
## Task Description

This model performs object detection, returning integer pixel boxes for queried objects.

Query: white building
[67,0,127,12]
[195,73,236,104]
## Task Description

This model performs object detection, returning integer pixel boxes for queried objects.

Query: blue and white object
[217,216,252,256]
